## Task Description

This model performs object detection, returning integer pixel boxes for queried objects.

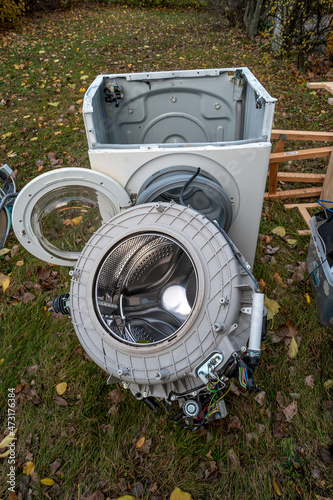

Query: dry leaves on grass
[264,296,280,320]
[272,321,298,343]
[56,382,67,395]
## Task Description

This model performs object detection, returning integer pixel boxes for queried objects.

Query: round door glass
[31,186,115,261]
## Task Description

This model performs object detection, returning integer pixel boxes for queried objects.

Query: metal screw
[128,108,133,114]
[170,96,177,103]
[122,382,129,389]
[142,391,148,398]
[214,103,221,110]
[170,395,176,401]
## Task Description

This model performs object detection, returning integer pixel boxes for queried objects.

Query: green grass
[1,4,333,500]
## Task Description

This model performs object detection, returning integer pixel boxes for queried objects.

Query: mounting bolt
[122,382,129,389]
[128,108,133,114]
[214,103,221,110]
[170,395,176,401]
[142,391,148,398]
[170,96,177,103]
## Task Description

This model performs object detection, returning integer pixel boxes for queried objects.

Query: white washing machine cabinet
[84,67,276,266]
[12,69,276,425]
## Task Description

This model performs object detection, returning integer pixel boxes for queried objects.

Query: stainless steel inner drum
[94,233,197,346]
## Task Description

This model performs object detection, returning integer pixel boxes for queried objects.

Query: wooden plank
[298,206,313,227]
[271,130,333,141]
[297,229,311,235]
[269,136,285,195]
[285,203,318,209]
[307,82,327,89]
[270,146,333,163]
[265,186,322,200]
[321,152,333,202]
[274,172,325,183]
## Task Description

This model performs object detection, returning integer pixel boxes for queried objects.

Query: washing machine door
[12,168,132,266]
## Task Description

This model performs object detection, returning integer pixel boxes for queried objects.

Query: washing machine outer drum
[70,202,256,399]
[136,171,233,231]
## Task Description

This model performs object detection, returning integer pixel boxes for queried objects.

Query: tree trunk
[244,0,264,37]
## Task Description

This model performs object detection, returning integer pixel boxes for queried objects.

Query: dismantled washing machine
[12,68,276,429]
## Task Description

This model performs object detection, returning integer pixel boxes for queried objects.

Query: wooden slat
[307,82,327,89]
[265,186,322,200]
[273,172,325,183]
[284,203,318,209]
[297,229,311,235]
[271,130,333,141]
[321,151,333,202]
[269,136,285,195]
[270,146,333,163]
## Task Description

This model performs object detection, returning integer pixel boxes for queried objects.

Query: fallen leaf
[2,277,10,292]
[282,400,298,422]
[272,226,286,237]
[273,272,283,285]
[226,448,239,469]
[48,102,59,107]
[2,132,13,139]
[23,461,35,475]
[324,379,333,390]
[22,292,35,304]
[276,391,284,408]
[41,478,55,486]
[264,296,280,320]
[72,216,83,226]
[292,270,304,283]
[228,415,241,431]
[272,321,297,343]
[170,487,193,500]
[82,493,105,500]
[108,389,123,405]
[305,375,315,389]
[136,436,145,448]
[286,239,297,246]
[115,497,135,500]
[49,458,61,475]
[0,248,10,256]
[273,423,285,439]
[0,449,11,458]
[288,337,298,359]
[272,477,282,496]
[54,396,68,406]
[318,447,332,465]
[140,437,152,453]
[265,245,280,255]
[258,278,266,291]
[56,382,67,395]
[0,429,17,448]
[254,391,265,406]
[16,260,24,267]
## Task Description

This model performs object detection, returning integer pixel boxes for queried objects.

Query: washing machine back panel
[84,68,276,150]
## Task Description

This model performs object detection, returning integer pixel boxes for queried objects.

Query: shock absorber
[50,293,70,315]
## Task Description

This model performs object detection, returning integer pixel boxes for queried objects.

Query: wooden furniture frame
[265,129,333,200]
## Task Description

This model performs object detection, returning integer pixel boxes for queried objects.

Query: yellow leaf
[39,50,46,54]
[16,260,24,267]
[41,478,55,486]
[30,137,38,141]
[48,102,59,107]
[0,359,4,366]
[0,248,10,256]
[271,226,286,237]
[71,216,82,226]
[54,131,62,135]
[115,497,135,500]
[14,64,20,69]
[170,487,193,500]
[56,382,68,395]
[79,87,86,93]
[288,337,298,359]
[0,429,17,449]
[23,461,35,475]
[272,477,282,496]
[286,239,297,245]
[0,449,10,458]
[136,437,145,448]
[2,278,10,292]
[80,75,88,80]
[1,132,12,139]
[324,379,333,390]
[305,293,311,303]
[264,296,280,320]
